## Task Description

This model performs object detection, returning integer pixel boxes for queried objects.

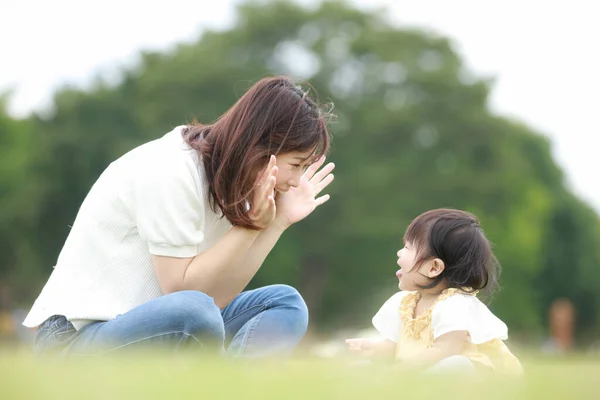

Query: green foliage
[0,99,44,298]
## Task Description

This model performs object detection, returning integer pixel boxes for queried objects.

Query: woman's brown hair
[183,76,333,229]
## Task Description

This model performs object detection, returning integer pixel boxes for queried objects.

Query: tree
[0,98,43,298]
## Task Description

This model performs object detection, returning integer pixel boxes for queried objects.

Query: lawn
[1,348,599,399]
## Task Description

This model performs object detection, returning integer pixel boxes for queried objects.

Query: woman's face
[273,150,315,192]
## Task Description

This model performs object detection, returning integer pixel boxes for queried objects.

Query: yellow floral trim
[398,288,476,341]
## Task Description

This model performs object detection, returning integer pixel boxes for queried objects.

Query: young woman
[24,76,335,358]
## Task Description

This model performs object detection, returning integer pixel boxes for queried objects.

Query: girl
[346,209,523,374]
[24,76,335,358]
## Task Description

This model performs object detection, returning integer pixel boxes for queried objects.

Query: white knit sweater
[23,126,232,330]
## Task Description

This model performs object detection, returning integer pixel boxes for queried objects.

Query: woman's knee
[266,284,309,334]
[163,291,225,340]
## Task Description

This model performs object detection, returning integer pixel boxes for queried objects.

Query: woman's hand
[274,156,335,229]
[248,155,278,229]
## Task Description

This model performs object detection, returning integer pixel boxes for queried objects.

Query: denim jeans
[33,284,309,358]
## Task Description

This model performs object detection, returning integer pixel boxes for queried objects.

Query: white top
[372,291,509,344]
[23,126,232,330]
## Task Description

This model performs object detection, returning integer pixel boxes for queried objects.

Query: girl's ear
[428,258,445,278]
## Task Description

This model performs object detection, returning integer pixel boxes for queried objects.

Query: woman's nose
[288,170,304,188]
[288,177,300,188]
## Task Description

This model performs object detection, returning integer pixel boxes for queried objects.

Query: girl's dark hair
[404,208,500,295]
[182,76,333,229]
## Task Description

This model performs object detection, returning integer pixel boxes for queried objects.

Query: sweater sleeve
[134,156,206,258]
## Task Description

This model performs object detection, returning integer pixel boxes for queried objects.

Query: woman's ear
[428,258,445,278]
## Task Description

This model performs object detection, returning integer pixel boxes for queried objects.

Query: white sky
[2,0,599,212]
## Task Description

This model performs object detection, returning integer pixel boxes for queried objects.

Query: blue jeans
[33,284,309,358]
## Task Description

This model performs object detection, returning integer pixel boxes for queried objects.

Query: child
[346,208,523,374]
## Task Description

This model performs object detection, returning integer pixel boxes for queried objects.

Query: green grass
[1,349,599,399]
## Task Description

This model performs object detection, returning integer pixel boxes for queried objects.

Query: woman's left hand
[273,156,335,229]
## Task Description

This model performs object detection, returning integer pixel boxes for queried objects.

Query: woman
[23,76,335,358]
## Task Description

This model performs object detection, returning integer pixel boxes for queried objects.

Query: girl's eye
[292,164,301,169]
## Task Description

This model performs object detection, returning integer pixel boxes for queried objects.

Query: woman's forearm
[207,220,287,307]
[177,226,260,304]
[181,220,287,308]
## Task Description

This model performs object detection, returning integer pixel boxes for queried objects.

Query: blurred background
[1,0,599,355]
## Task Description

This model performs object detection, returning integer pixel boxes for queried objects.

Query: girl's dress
[372,288,523,373]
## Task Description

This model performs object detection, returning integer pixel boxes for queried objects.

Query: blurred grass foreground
[1,349,599,399]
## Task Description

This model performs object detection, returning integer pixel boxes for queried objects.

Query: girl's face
[396,242,432,291]
[273,150,315,193]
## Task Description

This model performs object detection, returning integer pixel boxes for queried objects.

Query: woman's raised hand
[248,155,278,229]
[274,156,335,228]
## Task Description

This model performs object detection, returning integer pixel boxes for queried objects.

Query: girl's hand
[346,338,396,359]
[248,155,278,229]
[274,156,335,229]
[345,338,377,358]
